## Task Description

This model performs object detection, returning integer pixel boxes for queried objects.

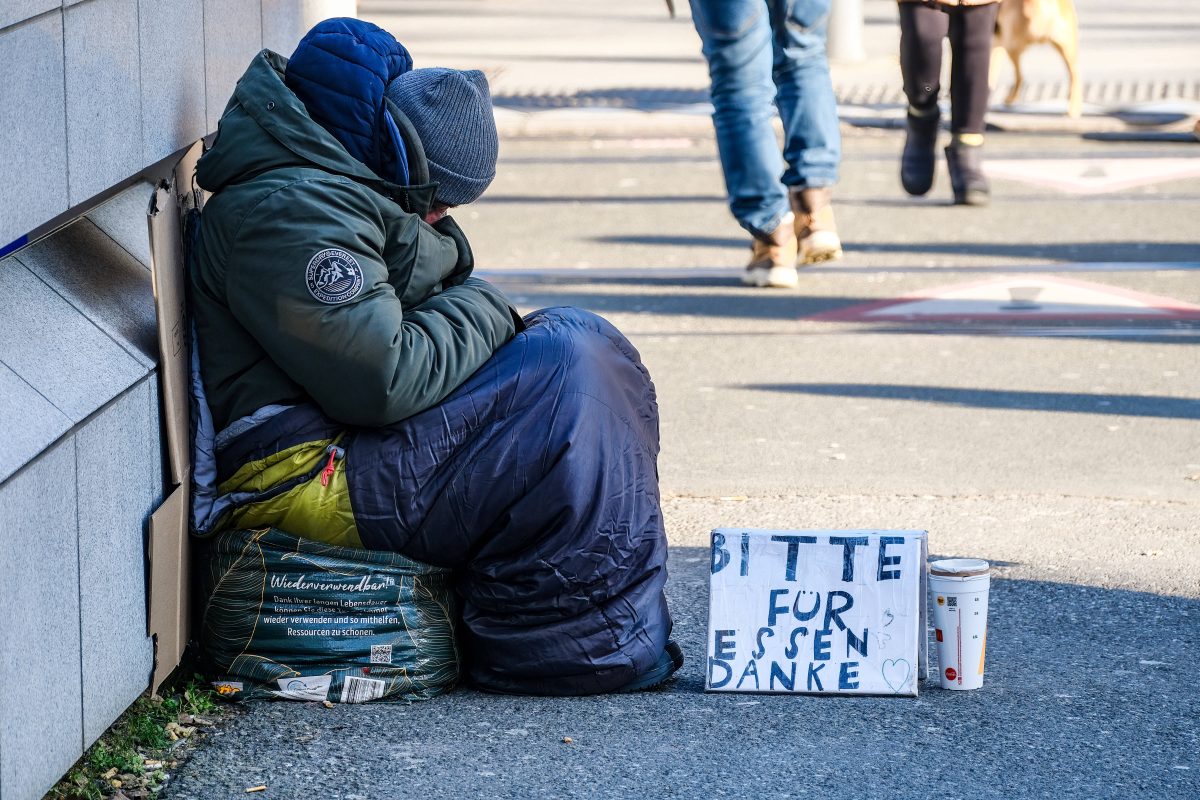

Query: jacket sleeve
[222,178,518,426]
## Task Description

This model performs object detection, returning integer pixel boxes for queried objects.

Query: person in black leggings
[898,0,1000,205]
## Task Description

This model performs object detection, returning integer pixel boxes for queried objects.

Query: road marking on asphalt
[805,275,1200,322]
[984,158,1200,194]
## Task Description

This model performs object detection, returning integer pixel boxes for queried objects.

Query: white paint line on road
[806,275,1200,323]
[984,157,1200,194]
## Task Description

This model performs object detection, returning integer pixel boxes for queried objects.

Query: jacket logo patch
[306,249,364,304]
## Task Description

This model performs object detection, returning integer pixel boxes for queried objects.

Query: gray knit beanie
[384,68,499,206]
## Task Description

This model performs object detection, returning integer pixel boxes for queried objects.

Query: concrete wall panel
[0,3,315,795]
[262,0,356,57]
[261,0,304,56]
[65,0,143,205]
[148,368,167,508]
[19,219,158,367]
[204,0,263,131]
[86,181,156,268]
[77,379,158,746]
[0,259,148,421]
[0,360,72,483]
[0,12,67,248]
[139,0,207,164]
[0,0,57,31]
[0,440,83,800]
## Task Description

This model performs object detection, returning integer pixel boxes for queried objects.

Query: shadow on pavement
[499,273,739,288]
[166,546,1199,799]
[504,284,873,320]
[485,54,704,65]
[592,233,743,248]
[592,235,1200,264]
[1083,132,1200,144]
[497,156,715,166]
[481,193,726,205]
[743,383,1200,420]
[493,87,709,111]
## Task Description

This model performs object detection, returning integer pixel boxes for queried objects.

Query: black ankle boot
[901,110,939,196]
[945,141,989,206]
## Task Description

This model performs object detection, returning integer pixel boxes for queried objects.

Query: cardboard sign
[707,529,928,696]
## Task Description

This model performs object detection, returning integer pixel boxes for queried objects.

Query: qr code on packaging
[370,644,393,664]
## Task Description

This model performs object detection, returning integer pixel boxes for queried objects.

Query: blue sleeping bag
[195,308,675,694]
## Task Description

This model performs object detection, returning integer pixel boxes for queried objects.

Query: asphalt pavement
[161,2,1199,798]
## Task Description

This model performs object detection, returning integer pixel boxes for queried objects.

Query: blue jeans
[689,0,841,239]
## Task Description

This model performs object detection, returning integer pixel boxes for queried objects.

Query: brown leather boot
[790,187,843,264]
[742,212,798,288]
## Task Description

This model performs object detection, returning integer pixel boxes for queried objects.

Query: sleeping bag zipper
[320,445,344,487]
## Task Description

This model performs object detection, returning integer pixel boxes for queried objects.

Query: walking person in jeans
[688,0,843,289]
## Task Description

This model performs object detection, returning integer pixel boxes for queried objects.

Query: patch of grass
[46,673,229,800]
[59,768,104,800]
[87,739,143,775]
[183,680,220,716]
[125,706,171,751]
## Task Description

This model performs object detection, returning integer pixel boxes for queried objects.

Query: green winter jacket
[190,50,519,431]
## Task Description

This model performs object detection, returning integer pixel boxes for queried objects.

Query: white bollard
[827,0,867,64]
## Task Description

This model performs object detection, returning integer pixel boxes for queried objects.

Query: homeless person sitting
[187,19,682,696]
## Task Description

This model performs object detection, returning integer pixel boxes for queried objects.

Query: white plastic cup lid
[929,558,990,577]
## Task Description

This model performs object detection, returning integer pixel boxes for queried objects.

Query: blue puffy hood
[285,17,414,184]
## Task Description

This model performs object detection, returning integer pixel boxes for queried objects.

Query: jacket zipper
[320,445,345,487]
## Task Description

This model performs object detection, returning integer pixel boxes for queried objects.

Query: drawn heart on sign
[882,658,911,693]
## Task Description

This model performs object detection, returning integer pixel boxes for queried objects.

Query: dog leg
[1004,47,1023,107]
[1051,34,1082,117]
[988,44,1004,92]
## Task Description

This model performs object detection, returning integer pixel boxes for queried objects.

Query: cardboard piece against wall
[148,139,205,487]
[147,484,191,693]
[146,139,206,692]
[706,529,929,696]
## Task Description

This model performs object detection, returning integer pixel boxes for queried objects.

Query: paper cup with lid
[928,558,990,690]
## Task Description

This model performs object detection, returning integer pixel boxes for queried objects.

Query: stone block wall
[0,0,355,252]
[0,2,356,797]
[0,192,162,800]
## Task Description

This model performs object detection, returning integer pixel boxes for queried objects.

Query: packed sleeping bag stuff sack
[199,527,459,703]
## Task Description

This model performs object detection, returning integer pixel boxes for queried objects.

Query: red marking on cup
[935,628,943,642]
[945,667,957,681]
